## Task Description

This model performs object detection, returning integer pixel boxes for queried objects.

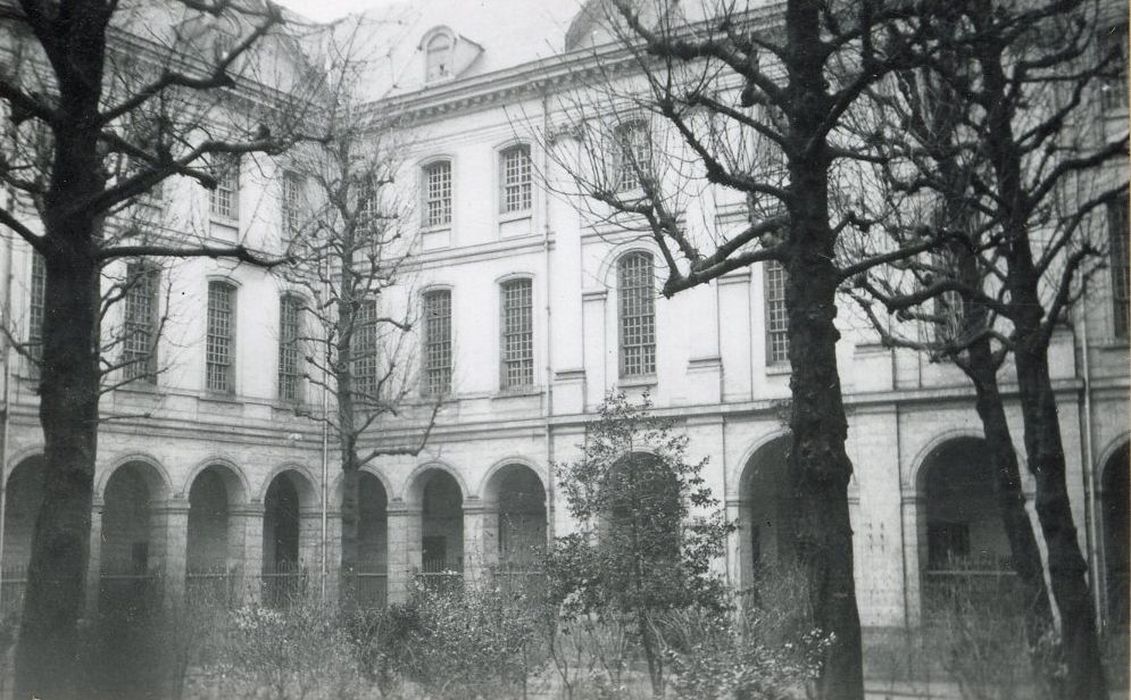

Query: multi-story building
[0,0,1126,640]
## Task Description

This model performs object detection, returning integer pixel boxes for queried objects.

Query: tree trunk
[971,7,1108,691]
[338,453,360,608]
[16,20,109,688]
[955,242,1055,670]
[15,242,102,699]
[1014,331,1106,698]
[783,2,864,686]
[964,339,1056,668]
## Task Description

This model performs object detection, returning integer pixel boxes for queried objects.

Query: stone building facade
[0,0,1127,636]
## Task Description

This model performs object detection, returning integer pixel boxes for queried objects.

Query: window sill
[765,363,791,376]
[209,215,239,227]
[492,386,541,400]
[116,380,160,395]
[1095,336,1130,351]
[617,375,656,389]
[421,223,452,234]
[200,392,241,406]
[498,210,532,224]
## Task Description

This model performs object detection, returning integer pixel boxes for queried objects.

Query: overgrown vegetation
[547,392,735,696]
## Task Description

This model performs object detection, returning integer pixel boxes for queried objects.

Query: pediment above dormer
[419,25,484,84]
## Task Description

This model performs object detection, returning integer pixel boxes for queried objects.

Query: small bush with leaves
[348,580,549,699]
[547,391,735,696]
[660,565,830,699]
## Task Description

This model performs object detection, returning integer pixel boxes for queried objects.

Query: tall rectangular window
[500,145,532,214]
[28,252,45,375]
[765,260,790,365]
[352,298,379,401]
[1101,24,1128,111]
[278,295,302,402]
[206,281,236,393]
[614,121,650,193]
[1110,198,1130,338]
[123,263,159,382]
[281,170,303,244]
[500,278,534,389]
[423,289,452,395]
[209,155,240,220]
[424,161,452,228]
[618,252,656,377]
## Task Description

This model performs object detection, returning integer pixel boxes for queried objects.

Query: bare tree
[540,2,938,696]
[280,17,439,607]
[0,1,325,695]
[846,2,1127,696]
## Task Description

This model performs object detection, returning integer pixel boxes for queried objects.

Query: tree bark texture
[1014,321,1106,698]
[779,4,864,698]
[16,179,105,699]
[971,18,1107,694]
[965,339,1056,655]
[16,4,111,693]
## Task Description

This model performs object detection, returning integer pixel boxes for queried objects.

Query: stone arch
[1100,438,1129,628]
[256,463,318,505]
[5,444,44,476]
[409,466,465,576]
[331,464,394,510]
[1,454,44,614]
[97,453,172,502]
[736,434,796,588]
[915,435,1013,619]
[182,456,249,504]
[732,430,791,501]
[99,459,170,615]
[403,461,469,505]
[594,242,660,292]
[261,468,317,606]
[478,456,546,502]
[908,428,988,493]
[482,461,548,570]
[337,466,391,608]
[186,462,247,589]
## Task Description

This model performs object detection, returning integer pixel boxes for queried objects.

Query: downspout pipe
[0,222,14,616]
[541,87,555,542]
[1079,281,1102,629]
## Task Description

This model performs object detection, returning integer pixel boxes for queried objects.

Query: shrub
[348,580,549,699]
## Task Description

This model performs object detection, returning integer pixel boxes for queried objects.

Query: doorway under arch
[917,437,1014,617]
[737,435,797,588]
[1102,441,1129,629]
[100,461,168,616]
[1,456,44,617]
[262,470,314,606]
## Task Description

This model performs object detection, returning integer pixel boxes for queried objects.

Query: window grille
[1101,24,1128,111]
[123,263,159,382]
[932,246,964,344]
[278,295,302,402]
[764,260,789,365]
[500,145,532,213]
[424,161,452,228]
[426,33,453,82]
[423,290,452,395]
[500,278,534,389]
[282,171,303,244]
[613,121,650,193]
[28,252,45,376]
[1111,198,1130,337]
[209,155,239,220]
[352,298,379,401]
[206,282,236,393]
[618,252,656,377]
[357,177,378,229]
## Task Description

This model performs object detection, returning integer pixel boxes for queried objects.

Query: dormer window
[426,32,453,82]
